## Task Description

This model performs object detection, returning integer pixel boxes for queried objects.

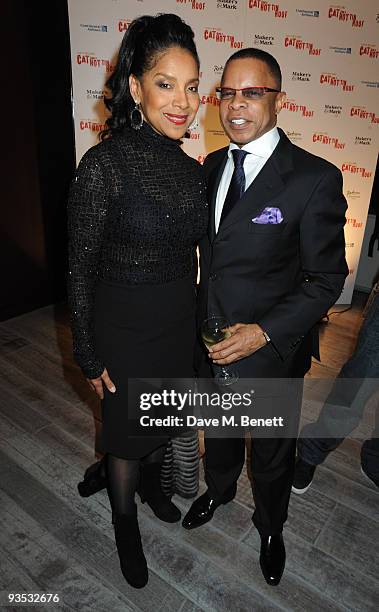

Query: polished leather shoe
[182,489,235,530]
[259,533,286,586]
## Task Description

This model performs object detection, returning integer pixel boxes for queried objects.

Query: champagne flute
[201,316,239,386]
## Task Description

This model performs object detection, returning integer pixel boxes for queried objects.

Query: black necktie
[220,149,249,225]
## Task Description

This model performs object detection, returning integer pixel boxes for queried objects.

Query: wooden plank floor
[0,293,377,611]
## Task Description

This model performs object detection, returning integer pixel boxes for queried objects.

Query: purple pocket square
[252,207,283,224]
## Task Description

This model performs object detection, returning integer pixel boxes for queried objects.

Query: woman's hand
[87,368,116,399]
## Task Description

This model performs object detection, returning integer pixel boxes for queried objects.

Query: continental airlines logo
[248,1,288,19]
[80,24,108,32]
[296,9,319,17]
[286,130,302,142]
[346,190,360,200]
[360,44,379,59]
[176,0,206,10]
[204,29,243,48]
[283,99,314,117]
[118,20,132,32]
[313,133,345,150]
[361,81,379,88]
[320,73,354,92]
[329,46,351,54]
[350,106,379,124]
[341,163,372,179]
[76,53,114,73]
[79,120,106,133]
[328,6,364,28]
[284,35,321,55]
[346,217,363,228]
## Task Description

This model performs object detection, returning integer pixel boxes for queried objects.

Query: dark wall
[1,0,75,321]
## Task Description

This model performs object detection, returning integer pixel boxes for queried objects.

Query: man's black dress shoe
[259,533,286,586]
[182,489,235,530]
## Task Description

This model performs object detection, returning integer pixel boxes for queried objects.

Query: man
[293,282,379,493]
[182,48,348,586]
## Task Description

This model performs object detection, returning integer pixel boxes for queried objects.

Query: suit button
[209,273,217,281]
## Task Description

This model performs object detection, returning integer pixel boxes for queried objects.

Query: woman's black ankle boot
[114,510,148,588]
[138,463,181,523]
[77,456,107,497]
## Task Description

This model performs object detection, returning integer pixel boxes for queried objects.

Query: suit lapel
[217,129,294,234]
[207,152,228,243]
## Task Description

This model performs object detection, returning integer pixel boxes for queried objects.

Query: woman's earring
[130,102,143,130]
[187,115,199,131]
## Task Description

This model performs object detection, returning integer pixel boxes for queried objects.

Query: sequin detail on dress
[67,123,208,378]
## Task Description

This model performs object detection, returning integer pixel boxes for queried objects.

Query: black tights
[105,446,166,515]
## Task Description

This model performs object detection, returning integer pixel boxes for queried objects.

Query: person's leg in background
[294,290,379,493]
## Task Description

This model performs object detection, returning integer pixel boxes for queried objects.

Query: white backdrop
[67,0,379,303]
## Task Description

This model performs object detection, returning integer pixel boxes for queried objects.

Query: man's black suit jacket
[196,128,349,378]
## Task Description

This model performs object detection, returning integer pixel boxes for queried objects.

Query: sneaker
[292,457,316,494]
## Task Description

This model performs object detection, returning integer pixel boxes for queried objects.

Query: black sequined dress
[68,123,208,458]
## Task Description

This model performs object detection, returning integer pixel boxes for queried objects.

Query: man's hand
[209,323,268,365]
[87,368,116,399]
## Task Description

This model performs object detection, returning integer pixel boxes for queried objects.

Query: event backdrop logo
[254,34,275,46]
[346,216,363,228]
[361,81,379,88]
[80,23,108,32]
[118,19,132,32]
[320,73,354,92]
[213,64,224,75]
[286,130,303,142]
[296,9,319,17]
[292,71,311,82]
[328,6,364,28]
[86,89,105,100]
[283,99,314,117]
[354,137,372,146]
[176,0,206,10]
[329,46,351,54]
[341,163,372,179]
[359,44,379,59]
[76,53,114,72]
[201,94,220,107]
[204,28,243,48]
[217,0,239,9]
[346,190,361,200]
[324,104,342,115]
[79,120,106,133]
[313,133,346,150]
[248,0,288,19]
[284,35,321,55]
[350,107,379,124]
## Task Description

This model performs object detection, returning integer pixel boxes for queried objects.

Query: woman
[68,14,207,588]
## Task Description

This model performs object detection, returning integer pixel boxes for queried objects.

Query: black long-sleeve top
[67,123,208,378]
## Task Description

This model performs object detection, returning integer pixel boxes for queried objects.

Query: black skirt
[94,275,197,459]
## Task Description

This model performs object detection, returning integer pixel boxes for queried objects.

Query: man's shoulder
[282,133,341,179]
[203,146,228,177]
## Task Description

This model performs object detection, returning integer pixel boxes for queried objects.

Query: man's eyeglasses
[215,87,280,101]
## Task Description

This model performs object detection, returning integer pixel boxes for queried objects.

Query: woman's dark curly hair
[101,13,200,140]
